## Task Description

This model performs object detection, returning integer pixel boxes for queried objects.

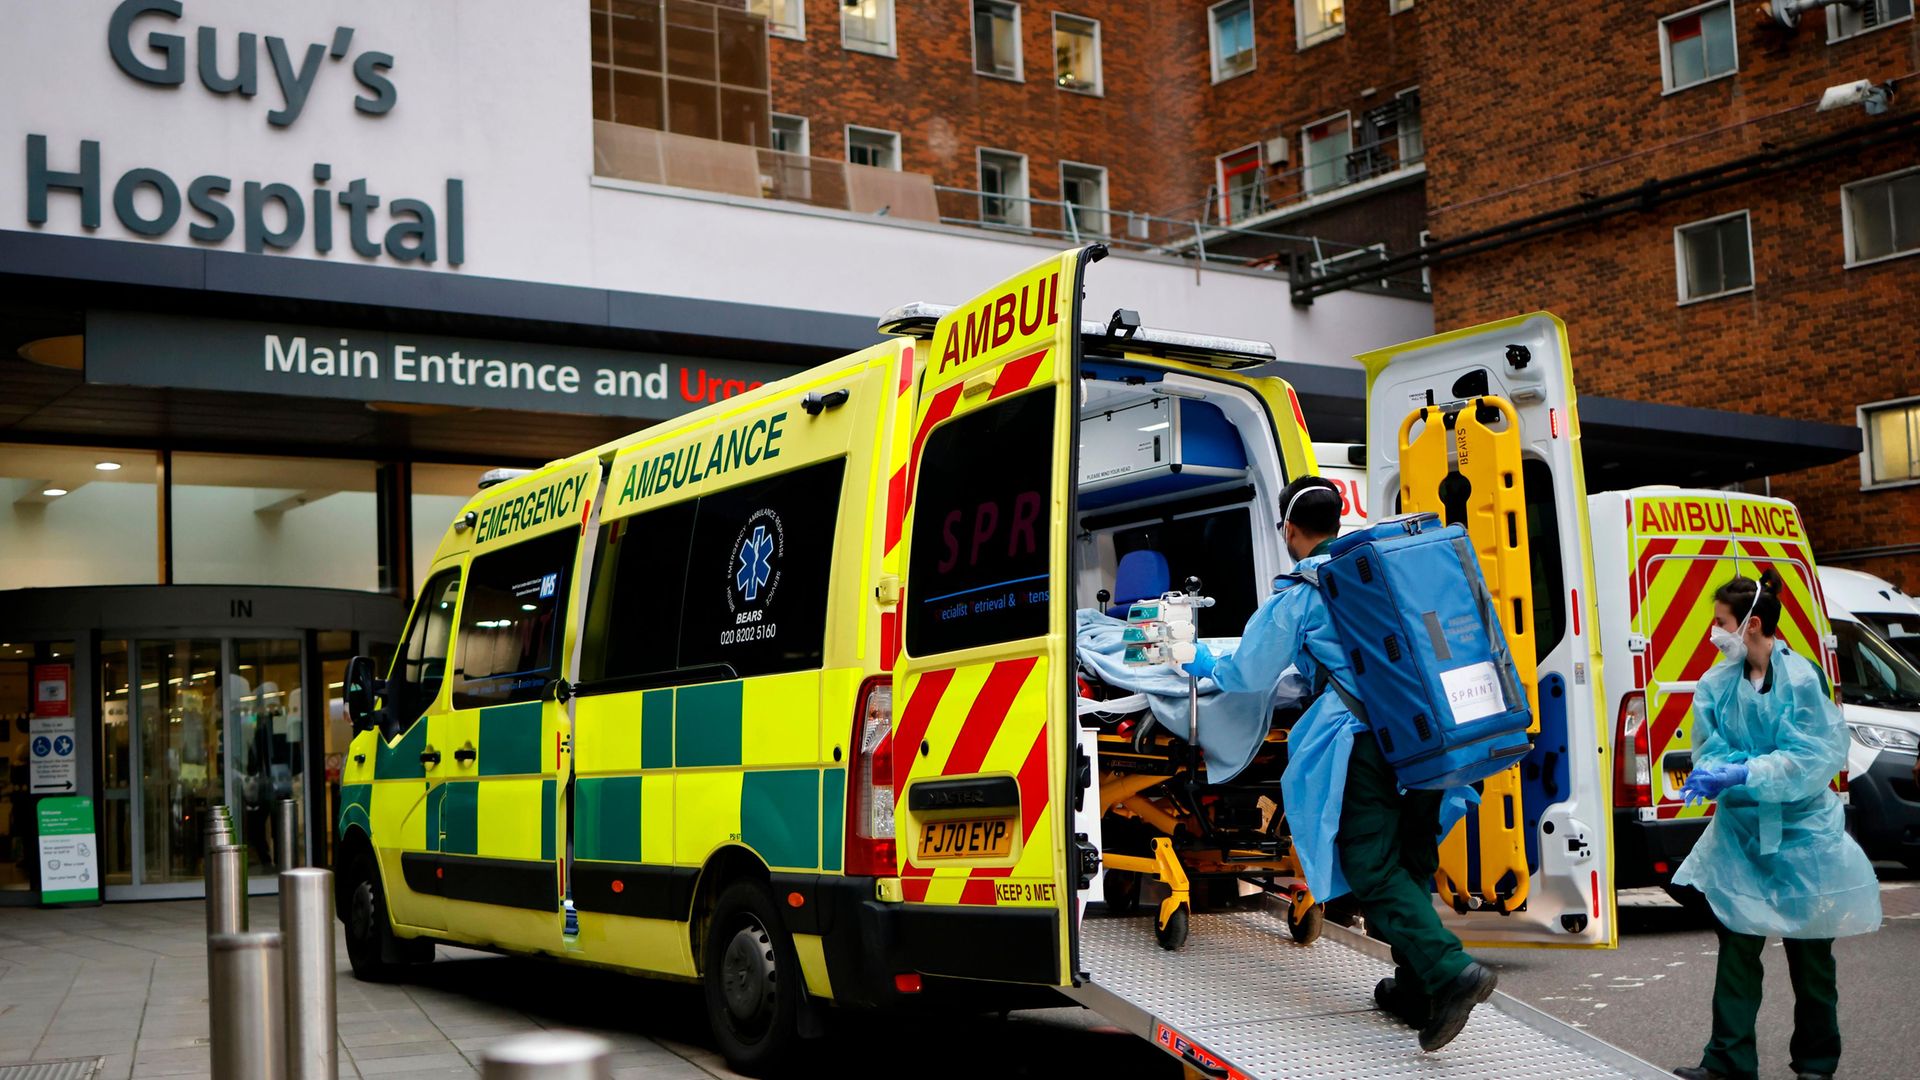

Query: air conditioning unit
[1263,136,1289,165]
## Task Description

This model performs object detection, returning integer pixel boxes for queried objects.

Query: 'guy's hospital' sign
[25,0,464,264]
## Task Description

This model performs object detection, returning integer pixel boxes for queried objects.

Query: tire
[1155,904,1190,951]
[703,880,804,1075]
[1286,901,1325,946]
[341,846,431,983]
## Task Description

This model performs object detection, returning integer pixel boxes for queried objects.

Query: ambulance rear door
[1359,311,1616,948]
[890,246,1099,987]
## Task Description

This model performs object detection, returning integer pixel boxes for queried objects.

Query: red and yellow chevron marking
[894,657,1059,907]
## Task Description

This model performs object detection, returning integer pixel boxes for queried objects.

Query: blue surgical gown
[1209,555,1474,904]
[1671,641,1882,939]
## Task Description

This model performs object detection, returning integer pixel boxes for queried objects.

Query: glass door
[229,638,305,874]
[137,639,225,886]
[100,640,134,887]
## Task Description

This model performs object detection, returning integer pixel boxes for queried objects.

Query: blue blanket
[1075,609,1305,783]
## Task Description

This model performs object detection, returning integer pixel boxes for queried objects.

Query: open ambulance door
[889,246,1098,988]
[1359,312,1616,948]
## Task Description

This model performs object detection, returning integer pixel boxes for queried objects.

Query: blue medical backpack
[1302,513,1533,790]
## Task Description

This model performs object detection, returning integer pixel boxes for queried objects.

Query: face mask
[1711,586,1762,663]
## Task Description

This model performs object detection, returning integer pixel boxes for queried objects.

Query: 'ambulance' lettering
[938,271,1060,373]
[616,411,788,505]
[1637,498,1803,541]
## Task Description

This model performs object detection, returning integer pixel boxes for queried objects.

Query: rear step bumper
[1065,904,1670,1079]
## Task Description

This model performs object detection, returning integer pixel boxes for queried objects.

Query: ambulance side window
[907,387,1055,656]
[452,529,578,708]
[1523,459,1567,662]
[581,501,698,684]
[388,570,461,735]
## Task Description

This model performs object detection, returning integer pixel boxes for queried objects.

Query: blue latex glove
[1179,641,1217,680]
[1680,762,1749,805]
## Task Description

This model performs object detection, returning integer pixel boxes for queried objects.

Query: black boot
[1671,1067,1726,1080]
[1373,977,1430,1028]
[1418,961,1498,1052]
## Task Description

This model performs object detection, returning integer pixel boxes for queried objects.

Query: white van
[1821,566,1920,870]
[1821,565,1920,668]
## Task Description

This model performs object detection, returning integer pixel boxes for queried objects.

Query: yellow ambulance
[1588,488,1842,889]
[335,247,1623,1074]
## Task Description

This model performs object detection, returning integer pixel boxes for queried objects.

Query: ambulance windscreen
[907,387,1055,656]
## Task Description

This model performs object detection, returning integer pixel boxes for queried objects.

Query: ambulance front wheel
[703,880,803,1074]
[341,842,432,982]
[1155,904,1190,951]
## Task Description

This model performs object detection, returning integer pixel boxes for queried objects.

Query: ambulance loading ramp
[1066,904,1667,1079]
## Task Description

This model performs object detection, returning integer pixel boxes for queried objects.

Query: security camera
[1817,79,1894,114]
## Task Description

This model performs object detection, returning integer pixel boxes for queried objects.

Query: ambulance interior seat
[1106,549,1170,616]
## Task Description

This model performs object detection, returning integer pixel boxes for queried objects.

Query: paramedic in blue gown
[1670,571,1880,1080]
[1182,476,1498,1053]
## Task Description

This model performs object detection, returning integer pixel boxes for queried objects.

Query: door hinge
[874,573,901,607]
[1627,634,1648,654]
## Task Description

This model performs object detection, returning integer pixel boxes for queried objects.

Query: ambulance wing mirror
[344,656,382,734]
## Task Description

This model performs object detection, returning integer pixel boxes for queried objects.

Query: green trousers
[1700,923,1840,1080]
[1337,736,1473,998]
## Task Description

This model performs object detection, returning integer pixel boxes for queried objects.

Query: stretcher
[1399,396,1537,914]
[1080,589,1326,952]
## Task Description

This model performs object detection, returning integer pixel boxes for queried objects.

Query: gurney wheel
[1286,901,1324,946]
[1105,869,1141,915]
[1155,904,1190,951]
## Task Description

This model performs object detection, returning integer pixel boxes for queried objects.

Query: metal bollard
[480,1032,613,1079]
[206,844,248,935]
[208,931,287,1080]
[279,869,336,1080]
[204,807,234,853]
[274,798,301,871]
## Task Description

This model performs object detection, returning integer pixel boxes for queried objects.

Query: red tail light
[845,677,897,877]
[1615,692,1651,808]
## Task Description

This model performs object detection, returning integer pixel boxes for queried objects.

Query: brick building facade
[673,1,1913,583]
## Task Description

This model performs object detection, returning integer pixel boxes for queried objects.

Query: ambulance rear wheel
[703,880,802,1074]
[1155,904,1190,951]
[1287,901,1325,946]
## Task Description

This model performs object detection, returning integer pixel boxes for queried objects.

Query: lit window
[842,0,895,56]
[1216,145,1264,224]
[1054,14,1101,94]
[973,2,1022,79]
[1209,1,1255,82]
[747,0,804,39]
[1301,113,1351,194]
[1829,0,1912,41]
[979,149,1030,229]
[1061,162,1108,237]
[1391,0,1416,12]
[770,113,809,156]
[1673,210,1754,304]
[1843,167,1920,266]
[1660,2,1737,93]
[1861,398,1920,488]
[847,126,900,170]
[1298,0,1345,47]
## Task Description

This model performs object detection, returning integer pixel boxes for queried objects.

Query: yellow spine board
[1397,399,1534,914]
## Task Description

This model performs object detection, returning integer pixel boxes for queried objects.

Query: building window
[1829,0,1912,40]
[1842,167,1920,267]
[1673,210,1754,304]
[1660,1,1737,93]
[847,125,900,170]
[591,0,772,146]
[1301,113,1352,194]
[1054,13,1101,94]
[1061,161,1109,237]
[979,148,1030,228]
[1861,397,1920,489]
[1297,0,1346,48]
[1209,1,1256,82]
[842,0,895,56]
[173,452,381,591]
[1391,0,1416,12]
[771,113,810,156]
[1395,87,1423,165]
[973,2,1023,80]
[0,444,161,589]
[1417,229,1432,293]
[1216,144,1264,223]
[747,0,804,39]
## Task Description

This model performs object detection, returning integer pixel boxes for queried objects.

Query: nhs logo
[539,573,558,599]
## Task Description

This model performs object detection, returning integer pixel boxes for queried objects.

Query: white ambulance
[1820,565,1920,869]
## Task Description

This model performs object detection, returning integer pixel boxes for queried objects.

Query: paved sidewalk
[0,898,740,1079]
